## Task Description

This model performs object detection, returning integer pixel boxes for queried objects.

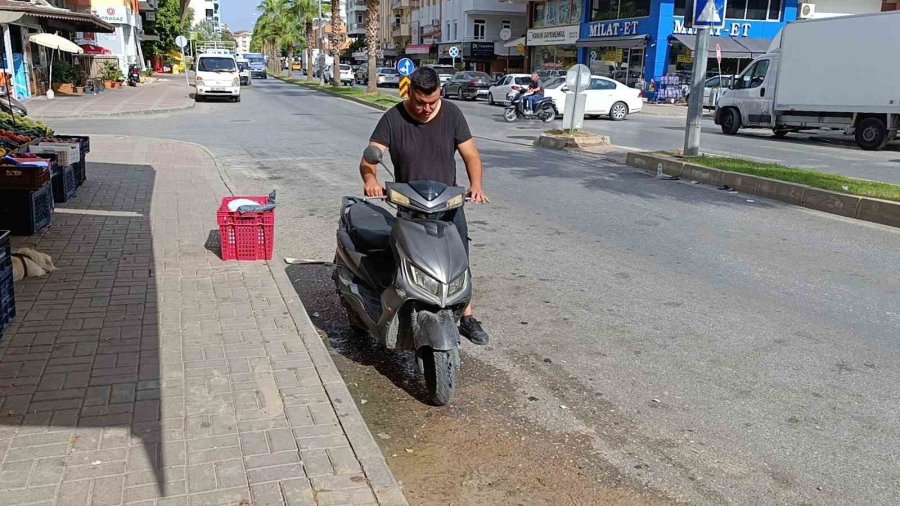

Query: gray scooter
[333,147,471,405]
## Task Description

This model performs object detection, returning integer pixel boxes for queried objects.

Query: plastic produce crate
[217,196,275,261]
[51,164,77,203]
[73,160,86,185]
[0,184,54,235]
[0,230,14,340]
[53,134,90,155]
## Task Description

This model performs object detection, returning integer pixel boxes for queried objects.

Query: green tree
[253,0,317,76]
[140,0,190,57]
[192,19,217,41]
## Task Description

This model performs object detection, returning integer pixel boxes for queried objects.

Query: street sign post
[684,0,726,156]
[499,28,511,75]
[397,58,414,77]
[448,46,460,68]
[562,64,590,133]
[399,77,411,99]
[175,35,189,86]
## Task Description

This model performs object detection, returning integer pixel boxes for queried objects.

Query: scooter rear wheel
[418,347,459,406]
[503,106,518,123]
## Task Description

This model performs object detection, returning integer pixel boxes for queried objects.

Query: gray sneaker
[459,316,490,345]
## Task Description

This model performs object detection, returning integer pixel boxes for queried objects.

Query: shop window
[533,3,546,28]
[545,0,559,25]
[591,0,650,22]
[727,0,782,21]
[473,19,485,40]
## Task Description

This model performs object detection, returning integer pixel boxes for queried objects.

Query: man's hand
[467,187,490,204]
[364,178,385,197]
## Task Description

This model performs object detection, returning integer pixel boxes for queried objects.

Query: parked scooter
[333,147,471,406]
[503,89,557,123]
[127,64,140,87]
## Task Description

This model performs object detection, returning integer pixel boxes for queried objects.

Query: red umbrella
[79,44,112,55]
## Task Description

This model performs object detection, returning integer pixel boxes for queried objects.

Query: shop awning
[734,37,773,56]
[670,34,762,59]
[576,35,648,49]
[0,0,115,33]
[504,36,525,48]
[405,44,431,55]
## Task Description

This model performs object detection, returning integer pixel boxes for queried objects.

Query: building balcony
[391,24,411,38]
[392,0,418,11]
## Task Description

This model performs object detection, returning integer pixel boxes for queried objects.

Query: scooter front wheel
[503,106,518,123]
[418,347,459,406]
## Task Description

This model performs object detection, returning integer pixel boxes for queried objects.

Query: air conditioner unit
[799,2,816,19]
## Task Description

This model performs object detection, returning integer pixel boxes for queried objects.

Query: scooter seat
[347,201,394,251]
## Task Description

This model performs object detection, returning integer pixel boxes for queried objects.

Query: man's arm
[359,142,388,197]
[457,139,490,203]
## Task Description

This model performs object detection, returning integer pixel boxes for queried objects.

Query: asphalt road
[51,78,900,505]
[317,71,900,184]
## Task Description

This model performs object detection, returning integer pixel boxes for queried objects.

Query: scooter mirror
[363,146,383,165]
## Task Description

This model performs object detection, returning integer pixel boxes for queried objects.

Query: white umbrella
[28,33,83,99]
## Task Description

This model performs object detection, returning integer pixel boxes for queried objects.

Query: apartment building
[186,0,221,32]
[434,0,527,73]
[234,30,252,53]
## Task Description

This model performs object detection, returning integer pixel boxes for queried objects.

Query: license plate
[212,86,226,91]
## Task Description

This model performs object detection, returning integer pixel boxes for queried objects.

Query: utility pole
[683,27,710,156]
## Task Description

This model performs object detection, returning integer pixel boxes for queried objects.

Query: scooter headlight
[389,189,410,207]
[407,262,441,297]
[445,194,464,210]
[448,271,467,296]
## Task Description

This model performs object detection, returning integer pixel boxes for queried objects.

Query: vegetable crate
[0,184,54,235]
[51,164,77,203]
[0,230,14,340]
[217,196,275,261]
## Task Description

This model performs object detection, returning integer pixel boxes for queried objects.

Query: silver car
[376,68,400,87]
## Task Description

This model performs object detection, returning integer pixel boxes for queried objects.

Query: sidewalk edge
[33,101,195,120]
[267,256,408,506]
[625,152,900,228]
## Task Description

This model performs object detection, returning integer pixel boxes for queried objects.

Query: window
[589,78,616,90]
[473,19,485,40]
[514,77,532,85]
[739,59,769,88]
[502,20,511,30]
[453,21,457,40]
[591,0,650,22]
[198,57,236,72]
[728,0,782,21]
[674,0,686,16]
[533,2,546,28]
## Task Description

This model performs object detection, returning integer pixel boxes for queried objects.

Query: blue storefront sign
[576,0,799,86]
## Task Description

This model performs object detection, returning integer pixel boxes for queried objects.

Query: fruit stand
[0,111,92,338]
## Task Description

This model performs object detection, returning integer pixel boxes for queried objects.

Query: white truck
[715,12,900,150]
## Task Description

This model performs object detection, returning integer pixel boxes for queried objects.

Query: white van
[195,51,241,102]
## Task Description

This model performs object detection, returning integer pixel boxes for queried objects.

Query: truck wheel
[721,108,741,135]
[856,117,888,151]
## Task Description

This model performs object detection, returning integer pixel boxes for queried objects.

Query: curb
[267,255,408,506]
[271,74,394,111]
[33,100,195,120]
[625,152,900,228]
[534,133,611,150]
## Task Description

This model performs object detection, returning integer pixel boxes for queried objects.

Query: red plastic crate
[217,196,275,261]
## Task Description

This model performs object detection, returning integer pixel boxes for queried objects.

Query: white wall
[441,0,526,42]
[810,0,883,17]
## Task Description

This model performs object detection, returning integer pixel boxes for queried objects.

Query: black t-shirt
[369,100,472,186]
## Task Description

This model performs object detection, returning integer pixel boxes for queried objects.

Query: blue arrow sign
[693,0,726,28]
[397,58,415,77]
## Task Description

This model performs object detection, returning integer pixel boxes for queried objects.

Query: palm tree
[330,0,346,87]
[365,0,379,94]
[255,0,317,77]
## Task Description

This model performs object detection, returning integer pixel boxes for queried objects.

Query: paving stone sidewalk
[28,76,194,119]
[0,135,406,505]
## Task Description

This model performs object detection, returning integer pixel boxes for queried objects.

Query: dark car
[441,71,492,100]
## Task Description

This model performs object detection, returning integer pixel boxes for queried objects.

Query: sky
[221,0,259,33]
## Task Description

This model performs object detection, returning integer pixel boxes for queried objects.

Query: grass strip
[688,155,900,202]
[273,74,402,110]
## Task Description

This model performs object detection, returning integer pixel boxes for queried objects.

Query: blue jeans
[525,95,542,111]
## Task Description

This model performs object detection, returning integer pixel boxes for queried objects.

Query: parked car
[355,65,368,84]
[442,71,492,100]
[236,58,252,86]
[543,75,642,120]
[375,67,400,87]
[426,65,457,85]
[537,69,566,83]
[338,64,354,86]
[487,73,532,105]
[685,75,734,108]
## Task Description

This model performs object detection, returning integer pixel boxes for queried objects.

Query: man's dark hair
[410,67,440,94]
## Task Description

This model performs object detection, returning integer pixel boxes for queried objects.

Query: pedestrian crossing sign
[693,0,726,28]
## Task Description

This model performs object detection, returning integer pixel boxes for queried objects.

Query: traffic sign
[397,58,414,77]
[175,35,188,49]
[399,77,411,99]
[499,28,512,42]
[448,46,460,58]
[693,0,726,29]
